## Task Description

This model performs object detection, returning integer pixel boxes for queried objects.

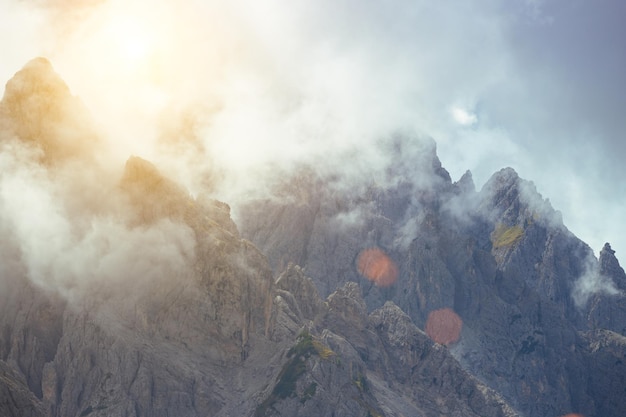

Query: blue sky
[1,0,624,257]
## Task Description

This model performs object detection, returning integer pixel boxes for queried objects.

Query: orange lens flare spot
[560,414,584,417]
[357,248,398,287]
[425,308,463,346]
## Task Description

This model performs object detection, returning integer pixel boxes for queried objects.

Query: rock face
[258,279,519,417]
[586,243,626,334]
[1,58,625,417]
[0,60,274,417]
[0,149,276,416]
[0,360,45,417]
[239,144,626,416]
[0,57,99,163]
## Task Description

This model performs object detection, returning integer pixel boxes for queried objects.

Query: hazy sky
[0,0,624,257]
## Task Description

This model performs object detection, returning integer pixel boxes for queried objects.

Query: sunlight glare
[44,0,249,169]
[100,15,155,73]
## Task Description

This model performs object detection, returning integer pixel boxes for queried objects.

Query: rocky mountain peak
[120,155,194,225]
[120,155,241,235]
[585,242,626,353]
[486,166,519,189]
[479,167,524,225]
[602,242,616,255]
[275,264,323,321]
[454,169,475,194]
[2,58,68,104]
[599,242,626,291]
[121,156,180,196]
[2,58,625,417]
[480,167,562,229]
[0,57,99,163]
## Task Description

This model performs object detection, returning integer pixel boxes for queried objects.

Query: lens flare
[357,248,398,287]
[425,308,463,346]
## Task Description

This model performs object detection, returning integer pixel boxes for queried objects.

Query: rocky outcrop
[275,264,324,322]
[0,58,275,413]
[580,330,626,417]
[0,174,275,417]
[369,302,518,417]
[238,145,622,416]
[0,57,99,163]
[253,328,383,417]
[1,58,625,417]
[0,360,45,417]
[599,243,626,291]
[0,276,65,403]
[258,278,520,417]
[586,243,626,335]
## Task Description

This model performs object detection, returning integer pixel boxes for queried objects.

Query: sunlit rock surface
[1,58,624,417]
[0,57,99,163]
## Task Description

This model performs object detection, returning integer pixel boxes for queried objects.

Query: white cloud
[0,135,196,302]
[451,106,478,126]
[572,253,621,308]
[1,0,625,258]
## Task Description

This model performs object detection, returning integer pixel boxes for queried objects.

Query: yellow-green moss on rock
[491,224,524,248]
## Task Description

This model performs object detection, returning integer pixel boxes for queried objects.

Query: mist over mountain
[1,59,625,417]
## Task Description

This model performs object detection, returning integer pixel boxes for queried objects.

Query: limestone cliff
[239,141,625,417]
[1,58,624,417]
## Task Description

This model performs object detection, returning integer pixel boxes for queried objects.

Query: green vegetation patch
[491,224,524,248]
[354,373,370,394]
[255,330,332,416]
[273,357,306,400]
[312,339,336,360]
[300,382,317,404]
[287,330,317,359]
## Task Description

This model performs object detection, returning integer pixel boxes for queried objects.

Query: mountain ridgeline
[0,58,624,417]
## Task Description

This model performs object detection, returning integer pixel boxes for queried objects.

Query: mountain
[238,145,626,417]
[0,58,624,417]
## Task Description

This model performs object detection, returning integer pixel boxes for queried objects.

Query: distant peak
[1,57,98,163]
[120,156,180,198]
[120,156,194,225]
[454,170,475,193]
[601,242,615,256]
[599,242,626,291]
[122,156,162,184]
[2,57,70,103]
[480,167,521,208]
[480,167,563,229]
[491,167,519,186]
[21,56,54,71]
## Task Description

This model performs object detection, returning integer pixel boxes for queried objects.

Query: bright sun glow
[47,0,238,164]
[104,18,154,67]
[99,15,156,73]
[49,2,179,160]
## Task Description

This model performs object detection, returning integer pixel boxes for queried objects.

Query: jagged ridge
[1,58,625,417]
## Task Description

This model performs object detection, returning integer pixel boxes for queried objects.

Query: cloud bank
[0,138,196,304]
[0,0,625,256]
[0,57,196,304]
